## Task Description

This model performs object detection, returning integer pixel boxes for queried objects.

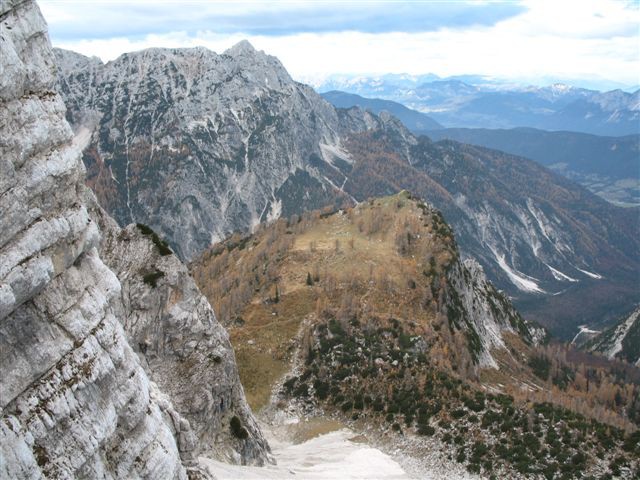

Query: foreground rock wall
[1,1,222,477]
[94,211,271,464]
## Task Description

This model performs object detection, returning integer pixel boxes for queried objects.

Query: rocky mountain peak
[54,47,103,73]
[224,39,258,56]
[223,39,293,88]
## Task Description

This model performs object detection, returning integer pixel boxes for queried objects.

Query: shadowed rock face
[0,1,269,477]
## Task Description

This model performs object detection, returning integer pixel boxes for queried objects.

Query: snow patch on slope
[200,429,410,480]
[491,249,545,293]
[546,264,579,282]
[267,198,282,223]
[575,267,603,279]
[571,325,600,345]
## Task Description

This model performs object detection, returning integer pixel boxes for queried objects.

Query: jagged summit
[224,39,258,56]
[52,42,354,261]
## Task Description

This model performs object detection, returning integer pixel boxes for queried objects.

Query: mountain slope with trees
[55,45,639,339]
[426,127,640,207]
[191,194,640,479]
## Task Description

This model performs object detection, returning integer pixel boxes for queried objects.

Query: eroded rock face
[444,258,546,368]
[93,209,271,464]
[53,44,380,261]
[0,1,255,477]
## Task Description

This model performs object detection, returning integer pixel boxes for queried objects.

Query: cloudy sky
[40,0,640,90]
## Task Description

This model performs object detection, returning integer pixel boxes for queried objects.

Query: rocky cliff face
[0,1,268,477]
[55,44,638,338]
[93,209,270,464]
[585,307,640,366]
[444,258,546,368]
[54,44,364,261]
[0,1,190,477]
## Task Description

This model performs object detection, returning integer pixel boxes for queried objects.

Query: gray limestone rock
[92,205,271,465]
[53,43,367,261]
[0,2,192,478]
[1,1,266,477]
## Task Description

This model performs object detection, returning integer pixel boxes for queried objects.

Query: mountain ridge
[322,93,640,207]
[425,127,640,206]
[191,192,639,478]
[321,90,443,131]
[316,79,639,136]
[54,44,639,338]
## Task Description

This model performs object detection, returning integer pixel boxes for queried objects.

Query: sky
[40,0,640,90]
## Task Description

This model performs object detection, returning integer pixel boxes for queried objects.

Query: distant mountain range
[309,73,638,100]
[321,93,639,207]
[316,78,639,136]
[321,90,442,131]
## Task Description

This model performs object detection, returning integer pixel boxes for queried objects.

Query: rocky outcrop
[0,1,192,477]
[444,258,546,368]
[0,1,266,477]
[585,306,640,366]
[93,208,270,464]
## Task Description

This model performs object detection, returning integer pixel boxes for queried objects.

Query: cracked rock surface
[1,1,268,477]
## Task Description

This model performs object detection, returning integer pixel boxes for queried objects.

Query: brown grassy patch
[229,288,316,411]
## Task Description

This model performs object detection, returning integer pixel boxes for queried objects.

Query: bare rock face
[93,208,271,464]
[585,306,640,366]
[53,43,368,261]
[0,1,262,477]
[444,257,546,368]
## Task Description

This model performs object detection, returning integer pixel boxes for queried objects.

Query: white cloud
[45,0,640,88]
